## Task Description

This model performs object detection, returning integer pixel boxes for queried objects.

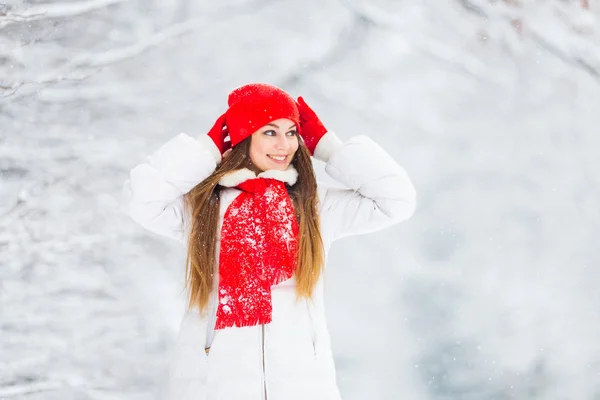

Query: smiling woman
[247,119,299,172]
[121,83,417,400]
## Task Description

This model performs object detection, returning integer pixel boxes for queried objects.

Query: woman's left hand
[297,96,328,156]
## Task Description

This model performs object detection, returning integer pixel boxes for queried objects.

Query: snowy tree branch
[529,30,600,80]
[0,381,62,398]
[1,17,202,100]
[0,380,121,398]
[279,16,370,88]
[0,74,95,100]
[456,0,600,83]
[338,0,496,83]
[0,0,130,29]
[52,17,202,71]
[337,0,409,30]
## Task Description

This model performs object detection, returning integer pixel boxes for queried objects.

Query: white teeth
[268,155,286,161]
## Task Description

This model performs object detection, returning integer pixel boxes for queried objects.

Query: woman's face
[249,118,299,172]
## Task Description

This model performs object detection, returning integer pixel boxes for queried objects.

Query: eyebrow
[266,123,297,130]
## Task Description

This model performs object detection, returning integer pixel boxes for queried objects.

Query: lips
[267,155,287,163]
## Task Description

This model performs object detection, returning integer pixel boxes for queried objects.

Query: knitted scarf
[215,167,299,329]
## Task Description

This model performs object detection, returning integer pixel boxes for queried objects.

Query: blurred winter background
[1,0,600,399]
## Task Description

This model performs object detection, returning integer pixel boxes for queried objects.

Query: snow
[2,0,600,399]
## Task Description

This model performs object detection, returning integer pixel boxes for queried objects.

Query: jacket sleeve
[121,133,222,242]
[314,131,417,242]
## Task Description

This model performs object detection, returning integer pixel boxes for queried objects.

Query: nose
[275,134,291,151]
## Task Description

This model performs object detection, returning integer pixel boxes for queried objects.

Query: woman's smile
[267,154,289,163]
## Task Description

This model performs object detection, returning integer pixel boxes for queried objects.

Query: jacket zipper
[305,299,317,356]
[204,294,218,355]
[260,324,268,400]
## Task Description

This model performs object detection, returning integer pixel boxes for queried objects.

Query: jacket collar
[218,165,298,188]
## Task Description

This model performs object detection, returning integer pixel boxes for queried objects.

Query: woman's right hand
[207,113,231,157]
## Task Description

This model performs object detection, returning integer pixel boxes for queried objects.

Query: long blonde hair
[182,136,324,313]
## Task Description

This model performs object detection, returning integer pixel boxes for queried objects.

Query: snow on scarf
[216,167,299,329]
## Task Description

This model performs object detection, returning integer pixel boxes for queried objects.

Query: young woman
[122,83,417,400]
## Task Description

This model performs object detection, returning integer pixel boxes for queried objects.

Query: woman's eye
[263,129,297,136]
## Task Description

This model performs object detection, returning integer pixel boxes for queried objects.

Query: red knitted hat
[225,83,300,147]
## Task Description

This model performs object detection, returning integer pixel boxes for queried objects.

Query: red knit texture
[215,178,299,329]
[296,96,328,156]
[225,83,300,147]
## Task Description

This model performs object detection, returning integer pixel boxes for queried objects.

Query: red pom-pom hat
[225,83,300,147]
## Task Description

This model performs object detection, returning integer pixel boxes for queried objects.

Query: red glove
[207,113,231,157]
[297,97,328,156]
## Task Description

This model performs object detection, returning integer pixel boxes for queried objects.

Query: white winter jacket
[122,131,416,400]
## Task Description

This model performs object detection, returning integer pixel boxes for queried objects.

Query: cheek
[248,144,261,165]
[249,137,266,158]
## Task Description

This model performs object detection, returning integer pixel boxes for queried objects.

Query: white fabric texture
[121,131,417,400]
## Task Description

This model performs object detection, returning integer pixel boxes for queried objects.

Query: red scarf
[215,175,299,329]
